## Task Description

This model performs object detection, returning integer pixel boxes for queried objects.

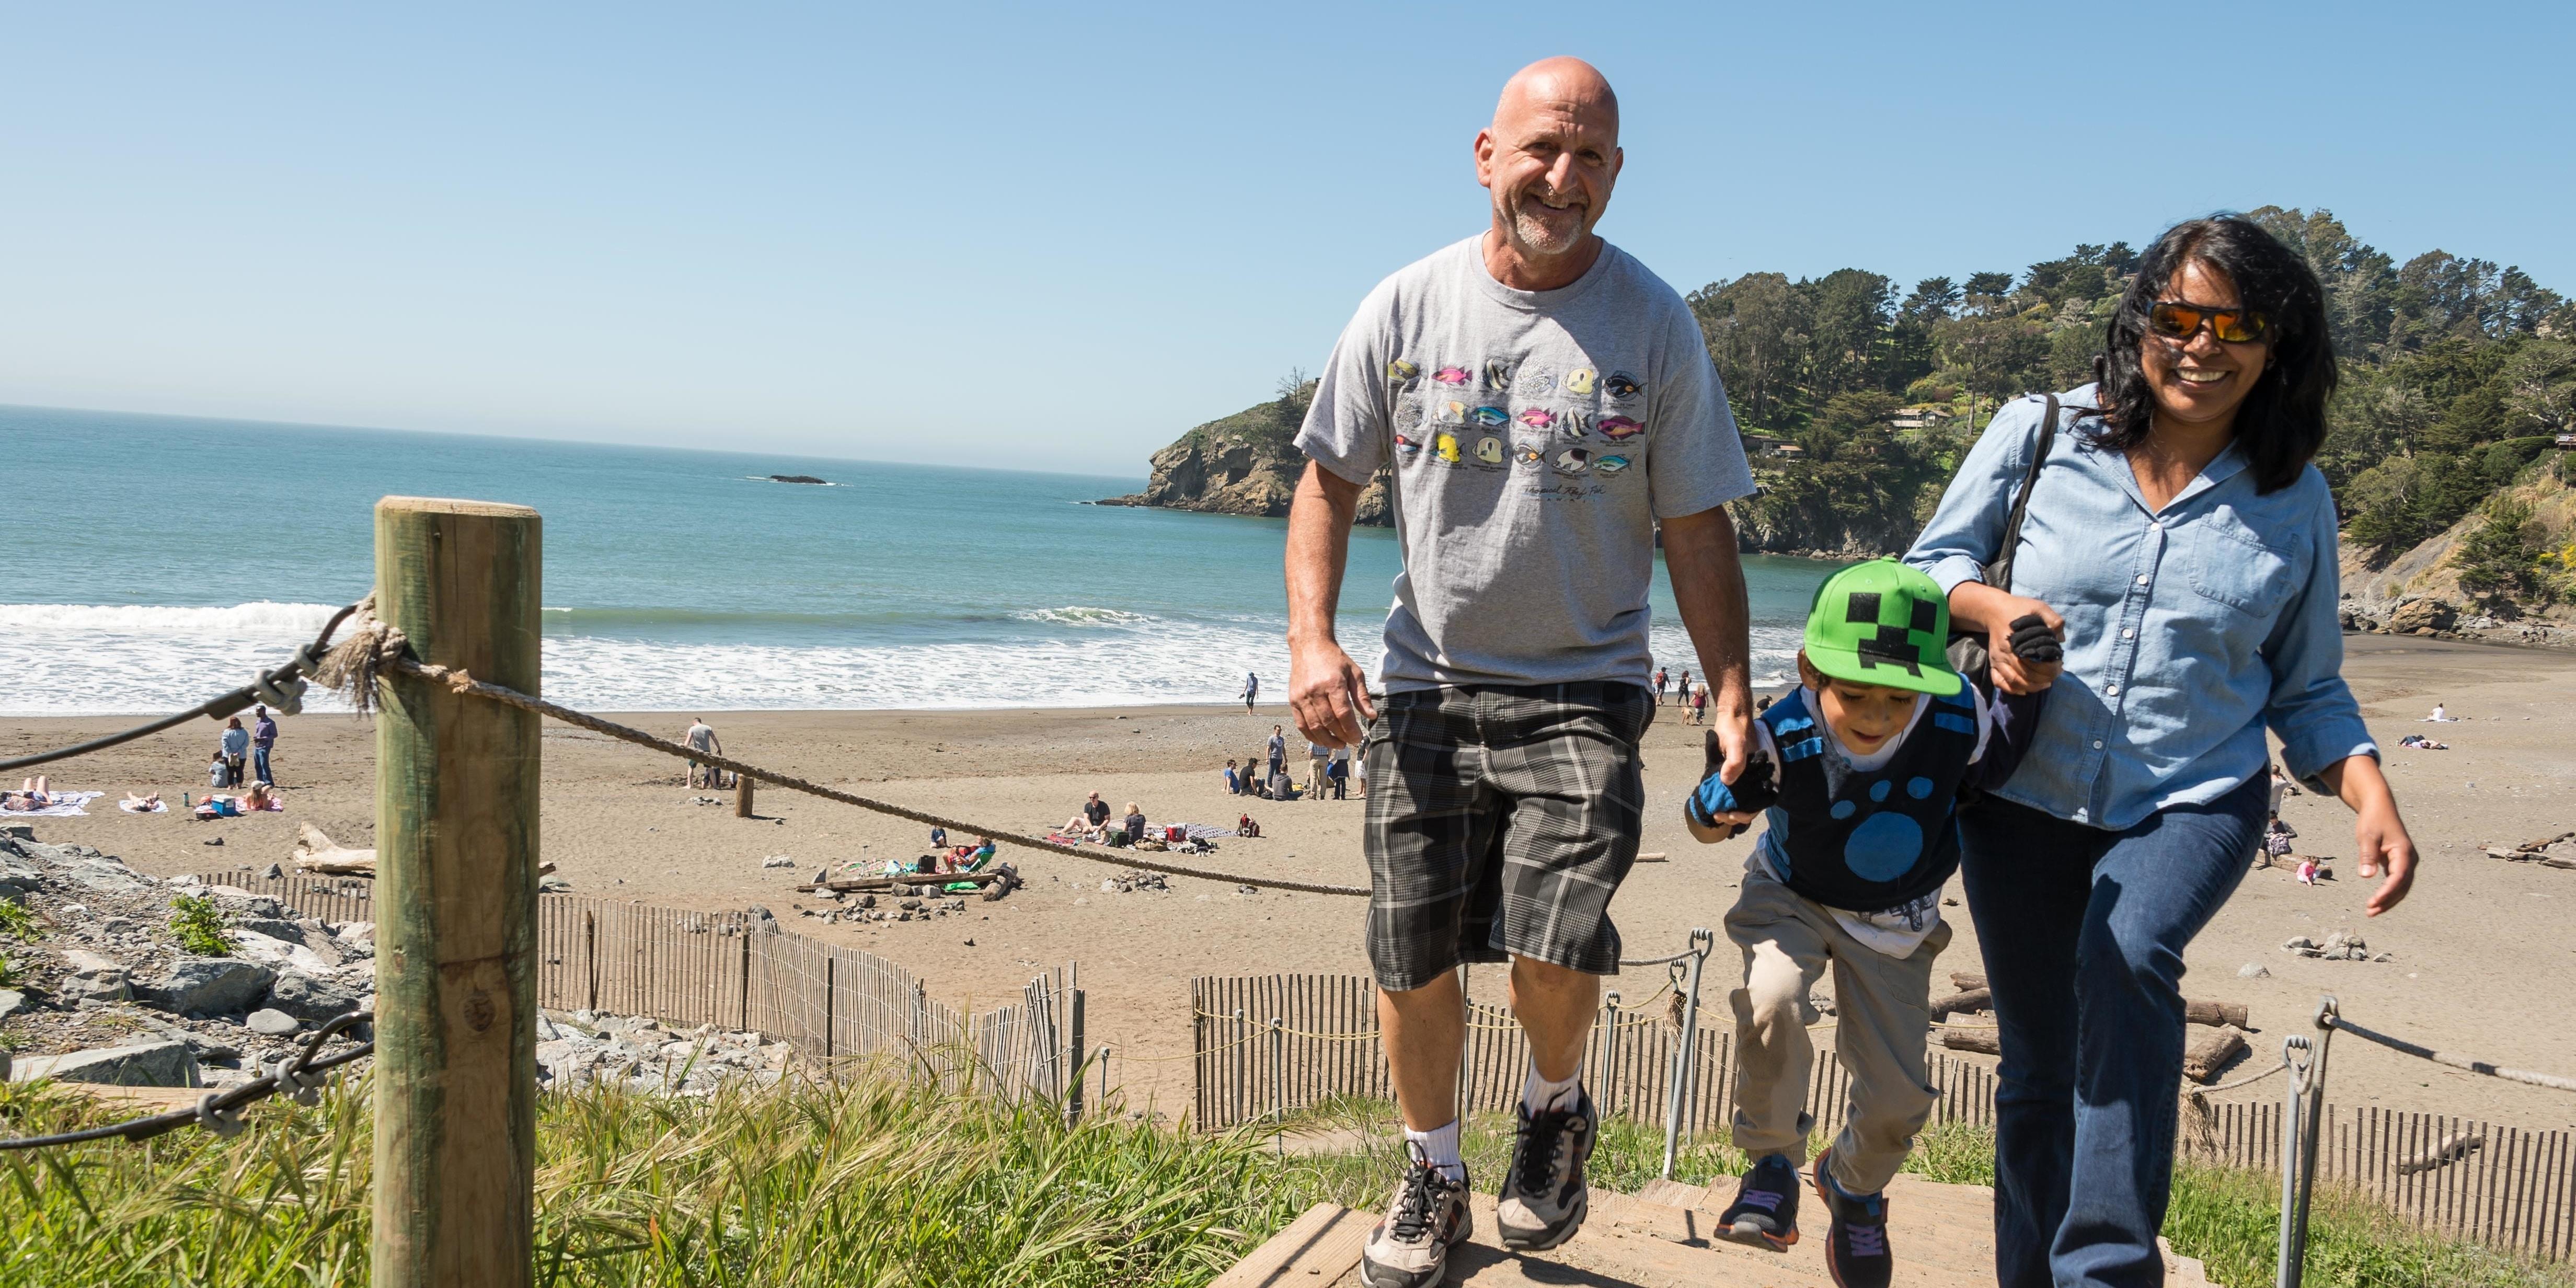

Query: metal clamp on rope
[196,1092,247,1138]
[249,670,309,717]
[266,1056,328,1106]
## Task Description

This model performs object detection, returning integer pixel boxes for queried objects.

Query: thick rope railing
[0,603,361,774]
[0,1011,373,1151]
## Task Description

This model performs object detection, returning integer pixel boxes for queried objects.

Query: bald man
[1285,58,1758,1286]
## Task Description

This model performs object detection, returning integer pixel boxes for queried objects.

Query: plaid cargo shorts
[1361,682,1654,992]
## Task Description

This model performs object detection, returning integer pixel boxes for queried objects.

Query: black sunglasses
[2148,300,2270,344]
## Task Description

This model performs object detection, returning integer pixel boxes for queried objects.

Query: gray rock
[0,989,26,1017]
[58,949,132,1003]
[245,1008,301,1036]
[13,1039,201,1088]
[140,958,275,1015]
[761,855,797,869]
[266,970,362,1023]
[2238,963,2272,979]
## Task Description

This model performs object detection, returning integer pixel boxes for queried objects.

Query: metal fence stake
[1663,928,1714,1179]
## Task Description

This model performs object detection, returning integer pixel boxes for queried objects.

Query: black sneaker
[1495,1088,1596,1251]
[1811,1151,1893,1288]
[1359,1142,1471,1288]
[1715,1152,1801,1250]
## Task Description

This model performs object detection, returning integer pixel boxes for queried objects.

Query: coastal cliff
[1097,385,1393,525]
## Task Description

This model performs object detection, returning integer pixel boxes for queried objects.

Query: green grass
[1,1071,2564,1287]
[166,893,234,956]
[0,899,40,942]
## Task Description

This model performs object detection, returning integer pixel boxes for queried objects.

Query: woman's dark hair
[2090,215,2336,493]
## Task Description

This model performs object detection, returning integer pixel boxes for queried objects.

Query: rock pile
[2283,930,2393,962]
[0,829,377,1089]
[535,1009,790,1095]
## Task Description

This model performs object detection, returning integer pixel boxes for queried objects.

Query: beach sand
[7,634,2573,1129]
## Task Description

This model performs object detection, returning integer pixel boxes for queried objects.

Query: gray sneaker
[1495,1088,1596,1251]
[1360,1143,1472,1288]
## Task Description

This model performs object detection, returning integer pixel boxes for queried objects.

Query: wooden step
[1221,1176,2223,1287]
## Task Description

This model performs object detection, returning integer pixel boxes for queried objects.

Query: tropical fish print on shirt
[1385,355,1648,501]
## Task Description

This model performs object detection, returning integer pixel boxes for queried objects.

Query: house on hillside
[1890,405,1952,430]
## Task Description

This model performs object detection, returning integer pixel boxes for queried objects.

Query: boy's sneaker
[1359,1143,1471,1288]
[1495,1088,1597,1251]
[1715,1152,1801,1250]
[1811,1150,1894,1288]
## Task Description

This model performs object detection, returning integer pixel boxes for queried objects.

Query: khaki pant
[1724,872,1951,1195]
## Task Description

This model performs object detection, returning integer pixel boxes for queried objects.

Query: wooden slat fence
[190,871,1077,1104]
[1198,972,2574,1263]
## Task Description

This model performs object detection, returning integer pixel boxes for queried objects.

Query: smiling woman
[1905,216,2419,1288]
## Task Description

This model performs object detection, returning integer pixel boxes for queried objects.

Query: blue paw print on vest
[1825,776,1939,881]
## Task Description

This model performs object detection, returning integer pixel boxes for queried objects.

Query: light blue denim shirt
[1905,385,2377,831]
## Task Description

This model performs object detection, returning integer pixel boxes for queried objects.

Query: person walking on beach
[1906,216,2419,1287]
[1241,672,1260,712]
[219,718,249,788]
[250,704,279,785]
[684,718,721,789]
[1653,665,1668,704]
[1266,725,1287,777]
[1284,58,1759,1287]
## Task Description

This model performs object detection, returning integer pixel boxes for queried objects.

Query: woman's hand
[1950,582,2065,695]
[2316,754,2417,916]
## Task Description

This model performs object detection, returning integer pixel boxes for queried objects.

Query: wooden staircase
[1215,1172,2221,1287]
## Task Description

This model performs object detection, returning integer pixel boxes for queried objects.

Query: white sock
[1522,1065,1582,1114]
[1405,1119,1465,1182]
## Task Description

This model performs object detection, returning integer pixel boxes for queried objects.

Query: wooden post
[371,497,541,1288]
[734,775,755,818]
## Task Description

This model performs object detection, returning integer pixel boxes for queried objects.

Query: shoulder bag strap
[1983,394,2060,594]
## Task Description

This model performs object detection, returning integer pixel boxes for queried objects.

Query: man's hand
[1290,638,1377,748]
[1285,461,1373,747]
[1684,731,1773,842]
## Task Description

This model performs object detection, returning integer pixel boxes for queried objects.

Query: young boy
[1684,559,2051,1288]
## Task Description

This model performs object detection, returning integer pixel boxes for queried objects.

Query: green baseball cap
[1801,559,1962,697]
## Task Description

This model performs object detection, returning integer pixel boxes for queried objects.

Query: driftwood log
[2183,1026,2250,1083]
[1941,1028,2000,1056]
[2396,1133,2486,1175]
[1929,988,1992,1018]
[292,822,376,876]
[293,822,551,878]
[2487,847,2576,871]
[1948,973,2247,1028]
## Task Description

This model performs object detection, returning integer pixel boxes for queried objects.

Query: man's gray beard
[1509,199,1588,257]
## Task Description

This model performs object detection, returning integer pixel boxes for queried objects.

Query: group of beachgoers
[1650,664,1713,723]
[1267,59,2421,1288]
[1054,791,1153,847]
[5,703,291,822]
[1220,723,1354,801]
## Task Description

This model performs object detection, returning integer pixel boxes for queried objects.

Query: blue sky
[3,2,2567,476]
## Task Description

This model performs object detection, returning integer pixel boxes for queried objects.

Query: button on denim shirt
[1905,386,2376,831]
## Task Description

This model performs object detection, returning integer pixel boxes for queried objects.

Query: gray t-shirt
[1296,235,1755,692]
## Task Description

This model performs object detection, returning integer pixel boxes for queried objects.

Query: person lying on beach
[242,782,283,812]
[2396,734,2449,750]
[120,791,167,814]
[2,777,58,811]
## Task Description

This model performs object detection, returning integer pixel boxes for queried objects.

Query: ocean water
[2,406,1830,715]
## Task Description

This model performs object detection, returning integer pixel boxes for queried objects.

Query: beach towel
[1045,832,1092,846]
[118,798,169,814]
[1,791,104,817]
[1168,823,1233,842]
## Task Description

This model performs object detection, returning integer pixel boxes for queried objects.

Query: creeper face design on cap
[1844,591,1939,678]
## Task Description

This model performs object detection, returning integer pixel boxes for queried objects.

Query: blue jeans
[251,746,274,785]
[1958,775,2264,1287]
